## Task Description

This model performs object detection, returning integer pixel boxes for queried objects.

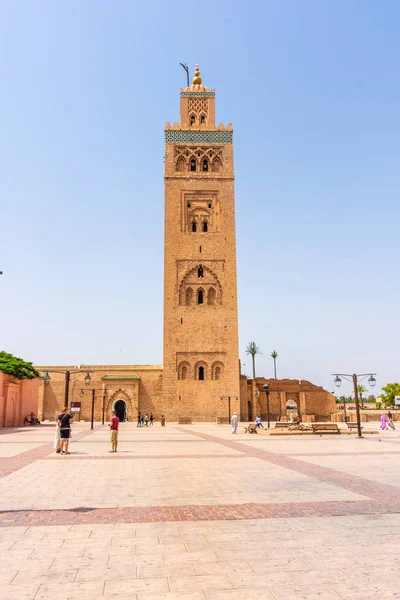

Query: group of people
[53,408,166,455]
[137,412,166,427]
[24,412,41,426]
[380,411,396,430]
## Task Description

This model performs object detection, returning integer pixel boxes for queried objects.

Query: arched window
[208,202,212,208]
[176,158,185,172]
[190,159,197,172]
[197,289,204,304]
[192,221,197,232]
[198,366,204,380]
[207,287,216,305]
[202,159,208,172]
[200,115,206,124]
[212,158,221,172]
[211,361,224,380]
[198,266,203,278]
[190,115,196,125]
[186,288,193,305]
[203,221,208,232]
[178,361,191,380]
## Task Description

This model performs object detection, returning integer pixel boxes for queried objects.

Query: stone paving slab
[1,423,400,599]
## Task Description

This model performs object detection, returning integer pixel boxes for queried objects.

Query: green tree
[357,384,367,408]
[271,350,278,379]
[380,383,400,407]
[0,351,39,380]
[245,342,261,379]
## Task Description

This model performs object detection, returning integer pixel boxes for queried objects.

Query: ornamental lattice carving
[174,146,223,173]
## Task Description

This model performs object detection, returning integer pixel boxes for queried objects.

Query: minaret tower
[163,65,240,420]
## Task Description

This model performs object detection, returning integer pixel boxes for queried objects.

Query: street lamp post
[220,396,231,422]
[102,388,108,425]
[80,372,97,430]
[220,396,238,423]
[43,369,93,409]
[263,384,271,428]
[332,373,377,438]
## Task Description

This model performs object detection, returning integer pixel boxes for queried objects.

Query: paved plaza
[1,421,400,599]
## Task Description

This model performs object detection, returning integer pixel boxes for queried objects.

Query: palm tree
[245,342,261,379]
[357,384,367,408]
[271,350,278,379]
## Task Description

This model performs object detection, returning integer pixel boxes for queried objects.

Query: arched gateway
[114,399,127,422]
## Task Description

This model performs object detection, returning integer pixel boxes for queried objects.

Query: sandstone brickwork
[162,66,240,420]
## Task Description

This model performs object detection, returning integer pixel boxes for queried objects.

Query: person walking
[387,410,395,430]
[137,412,141,427]
[109,410,120,453]
[255,415,264,429]
[380,412,388,430]
[231,411,238,434]
[57,408,74,455]
[161,415,166,427]
[149,413,154,426]
[144,413,149,427]
[141,414,145,427]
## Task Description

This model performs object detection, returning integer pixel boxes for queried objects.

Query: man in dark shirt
[57,407,74,455]
[110,410,120,453]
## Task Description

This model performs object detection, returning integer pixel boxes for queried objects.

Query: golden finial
[192,64,202,85]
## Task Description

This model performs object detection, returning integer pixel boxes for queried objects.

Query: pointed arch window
[202,159,208,172]
[190,159,197,172]
[198,266,203,278]
[207,287,216,305]
[190,115,196,125]
[197,289,204,304]
[203,221,208,233]
[192,221,197,232]
[186,287,193,305]
[200,115,206,124]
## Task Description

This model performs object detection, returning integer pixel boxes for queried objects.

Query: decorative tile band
[180,92,215,97]
[165,130,232,144]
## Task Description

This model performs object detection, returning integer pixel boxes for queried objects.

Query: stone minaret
[163,65,240,420]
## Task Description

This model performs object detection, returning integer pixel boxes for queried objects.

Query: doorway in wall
[114,399,127,422]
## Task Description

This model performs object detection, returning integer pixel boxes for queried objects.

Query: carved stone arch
[197,286,205,304]
[178,265,223,305]
[106,388,134,422]
[194,361,208,381]
[207,286,216,305]
[211,361,224,380]
[212,157,222,172]
[178,361,191,380]
[176,157,186,172]
[186,287,194,305]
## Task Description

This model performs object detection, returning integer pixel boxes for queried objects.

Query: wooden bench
[244,423,257,434]
[275,422,290,428]
[346,422,362,430]
[178,417,192,425]
[312,423,340,435]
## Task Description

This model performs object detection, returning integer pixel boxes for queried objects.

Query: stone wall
[0,373,39,427]
[36,365,163,423]
[241,377,336,422]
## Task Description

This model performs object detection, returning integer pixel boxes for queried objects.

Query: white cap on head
[233,412,237,415]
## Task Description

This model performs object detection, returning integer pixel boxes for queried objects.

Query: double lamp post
[44,370,108,429]
[332,372,376,438]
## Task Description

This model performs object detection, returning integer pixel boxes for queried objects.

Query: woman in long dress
[53,423,61,453]
[231,412,238,434]
[380,413,388,430]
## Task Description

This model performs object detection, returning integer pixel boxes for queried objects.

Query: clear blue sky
[1,0,399,396]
